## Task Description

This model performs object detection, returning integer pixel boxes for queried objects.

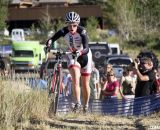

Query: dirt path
[15,112,160,130]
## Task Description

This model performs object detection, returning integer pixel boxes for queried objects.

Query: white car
[105,55,133,79]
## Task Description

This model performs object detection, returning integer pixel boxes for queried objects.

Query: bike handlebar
[44,47,78,64]
[44,47,72,55]
[49,49,72,55]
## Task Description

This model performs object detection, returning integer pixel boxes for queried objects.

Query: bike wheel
[48,69,62,115]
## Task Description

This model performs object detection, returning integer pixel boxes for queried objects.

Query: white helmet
[65,11,80,23]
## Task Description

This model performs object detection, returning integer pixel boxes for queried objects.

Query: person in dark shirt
[133,57,155,97]
[0,56,5,75]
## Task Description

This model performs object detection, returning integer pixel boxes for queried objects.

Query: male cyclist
[45,11,93,113]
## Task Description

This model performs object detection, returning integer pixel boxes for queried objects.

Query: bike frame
[47,49,72,115]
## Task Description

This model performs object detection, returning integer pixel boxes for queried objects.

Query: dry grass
[0,77,50,129]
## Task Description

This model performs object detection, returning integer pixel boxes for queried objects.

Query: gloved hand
[45,39,52,47]
[72,51,81,58]
[44,46,50,54]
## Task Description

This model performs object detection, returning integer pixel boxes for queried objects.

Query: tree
[79,0,116,28]
[86,17,99,41]
[79,0,160,45]
[134,0,160,38]
[113,0,143,41]
[0,0,9,31]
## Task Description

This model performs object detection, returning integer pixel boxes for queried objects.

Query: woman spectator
[100,64,113,88]
[101,70,119,98]
[100,70,121,114]
[120,67,136,98]
[119,67,137,114]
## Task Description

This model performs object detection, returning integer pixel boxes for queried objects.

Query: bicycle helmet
[65,11,80,23]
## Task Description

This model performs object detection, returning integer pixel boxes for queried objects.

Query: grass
[0,76,50,129]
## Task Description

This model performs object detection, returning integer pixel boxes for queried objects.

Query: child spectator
[100,64,113,87]
[63,71,72,97]
[91,62,101,99]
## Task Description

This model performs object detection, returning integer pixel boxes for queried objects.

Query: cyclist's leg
[81,49,92,112]
[68,63,81,106]
[81,74,91,106]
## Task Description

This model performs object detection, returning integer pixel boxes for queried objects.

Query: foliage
[29,17,66,48]
[54,18,67,48]
[36,14,55,43]
[80,0,160,49]
[86,17,99,41]
[0,0,9,30]
[79,0,116,28]
[0,0,9,43]
[112,0,160,45]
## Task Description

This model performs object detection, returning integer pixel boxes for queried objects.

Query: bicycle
[46,48,75,115]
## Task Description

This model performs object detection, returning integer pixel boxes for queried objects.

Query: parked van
[11,29,25,41]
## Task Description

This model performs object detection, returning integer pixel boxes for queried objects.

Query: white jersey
[48,26,92,75]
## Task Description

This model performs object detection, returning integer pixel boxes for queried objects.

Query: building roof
[37,0,78,3]
[11,0,78,4]
[8,5,102,21]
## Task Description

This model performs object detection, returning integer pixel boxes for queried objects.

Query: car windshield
[108,59,131,65]
[14,50,34,57]
[89,44,110,54]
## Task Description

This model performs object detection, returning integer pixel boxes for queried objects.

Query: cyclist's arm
[46,27,68,46]
[79,27,89,55]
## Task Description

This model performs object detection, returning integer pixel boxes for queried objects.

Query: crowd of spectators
[43,51,160,101]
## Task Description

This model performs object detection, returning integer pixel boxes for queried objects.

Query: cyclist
[45,11,93,113]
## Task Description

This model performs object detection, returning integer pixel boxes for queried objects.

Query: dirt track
[15,112,160,130]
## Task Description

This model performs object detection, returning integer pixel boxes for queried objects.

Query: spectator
[91,62,101,99]
[133,57,155,97]
[152,67,160,94]
[100,70,121,114]
[100,64,113,87]
[120,67,137,115]
[64,72,73,97]
[0,56,6,76]
[101,70,119,98]
[39,59,46,79]
[120,67,136,98]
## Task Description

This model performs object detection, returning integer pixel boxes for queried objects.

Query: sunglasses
[68,24,78,28]
[141,62,147,65]
[108,75,114,77]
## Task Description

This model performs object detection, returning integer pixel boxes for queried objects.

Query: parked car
[89,42,111,68]
[104,54,133,79]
